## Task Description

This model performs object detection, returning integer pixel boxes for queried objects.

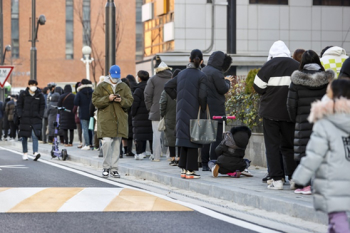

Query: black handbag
[190,105,218,144]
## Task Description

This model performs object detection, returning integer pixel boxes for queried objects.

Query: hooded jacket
[74,84,93,121]
[320,46,348,76]
[201,51,231,121]
[58,85,76,130]
[287,69,334,161]
[215,130,249,174]
[131,81,153,141]
[253,41,300,121]
[17,88,45,139]
[144,69,172,121]
[292,98,350,213]
[164,63,207,148]
[92,77,133,139]
[160,90,176,147]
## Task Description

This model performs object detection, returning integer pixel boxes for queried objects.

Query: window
[143,0,175,57]
[11,0,19,59]
[82,0,91,46]
[249,0,288,4]
[313,0,350,6]
[66,0,74,59]
[136,0,143,60]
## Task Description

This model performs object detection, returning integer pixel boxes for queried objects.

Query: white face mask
[29,86,37,92]
[109,75,119,84]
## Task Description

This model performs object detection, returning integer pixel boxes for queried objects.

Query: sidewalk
[0,140,327,225]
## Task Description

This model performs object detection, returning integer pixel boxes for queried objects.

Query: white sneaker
[81,145,90,150]
[134,154,144,160]
[267,179,284,190]
[9,138,15,142]
[289,179,296,190]
[241,169,254,177]
[267,177,285,185]
[22,153,28,161]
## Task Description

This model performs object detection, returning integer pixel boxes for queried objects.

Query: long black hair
[299,50,325,71]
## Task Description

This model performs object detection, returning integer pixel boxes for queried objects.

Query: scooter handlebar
[213,116,236,120]
[51,105,71,112]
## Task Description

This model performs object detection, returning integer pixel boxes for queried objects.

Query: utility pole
[30,0,37,81]
[105,0,116,75]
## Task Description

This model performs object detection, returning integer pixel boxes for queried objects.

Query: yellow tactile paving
[0,188,10,193]
[104,188,192,212]
[8,188,84,213]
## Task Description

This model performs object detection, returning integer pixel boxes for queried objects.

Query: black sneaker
[125,152,135,157]
[202,164,210,171]
[169,160,177,166]
[102,169,110,178]
[33,153,41,161]
[262,173,271,183]
[110,170,120,178]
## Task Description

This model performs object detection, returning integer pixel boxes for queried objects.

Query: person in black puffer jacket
[58,85,76,146]
[74,79,93,150]
[209,126,252,178]
[132,70,153,160]
[17,80,45,161]
[201,51,233,171]
[164,49,207,179]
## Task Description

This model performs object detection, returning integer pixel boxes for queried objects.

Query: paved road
[0,148,278,233]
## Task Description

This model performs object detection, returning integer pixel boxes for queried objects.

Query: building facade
[2,0,136,89]
[137,0,350,77]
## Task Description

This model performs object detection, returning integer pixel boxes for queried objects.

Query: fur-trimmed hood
[77,84,93,92]
[308,98,350,133]
[291,69,335,87]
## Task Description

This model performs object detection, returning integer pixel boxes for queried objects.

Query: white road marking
[58,188,123,212]
[0,165,28,170]
[0,146,280,233]
[0,188,45,212]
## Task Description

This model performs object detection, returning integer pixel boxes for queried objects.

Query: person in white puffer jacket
[292,79,350,233]
[320,46,348,77]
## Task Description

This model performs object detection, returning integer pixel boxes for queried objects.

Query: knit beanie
[230,126,252,149]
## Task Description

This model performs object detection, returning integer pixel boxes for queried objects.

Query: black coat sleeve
[253,66,269,95]
[287,83,298,122]
[164,77,178,100]
[89,100,96,117]
[213,74,230,95]
[131,88,142,117]
[215,143,227,157]
[17,92,24,118]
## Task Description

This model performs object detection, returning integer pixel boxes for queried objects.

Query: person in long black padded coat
[58,85,76,146]
[164,49,207,179]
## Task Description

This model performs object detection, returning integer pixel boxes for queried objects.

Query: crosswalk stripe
[8,188,84,213]
[0,188,10,193]
[0,188,192,213]
[0,188,46,212]
[58,188,123,212]
[104,189,192,212]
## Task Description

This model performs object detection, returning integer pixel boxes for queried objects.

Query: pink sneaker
[294,186,312,195]
[228,170,241,178]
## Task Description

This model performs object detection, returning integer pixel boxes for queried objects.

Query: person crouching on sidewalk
[92,65,133,178]
[209,126,253,178]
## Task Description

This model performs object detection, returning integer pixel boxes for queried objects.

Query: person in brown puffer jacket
[5,95,16,140]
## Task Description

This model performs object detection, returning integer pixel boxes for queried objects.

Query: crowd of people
[1,40,350,232]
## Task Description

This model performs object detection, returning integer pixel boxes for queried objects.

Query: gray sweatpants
[102,137,121,172]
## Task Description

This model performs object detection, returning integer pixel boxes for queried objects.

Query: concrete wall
[236,0,350,55]
[173,0,228,52]
[245,133,267,167]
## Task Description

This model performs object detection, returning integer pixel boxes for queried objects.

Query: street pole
[81,46,93,80]
[105,0,116,75]
[0,0,4,101]
[30,0,37,81]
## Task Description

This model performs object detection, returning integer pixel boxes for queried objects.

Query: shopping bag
[88,117,94,130]
[190,105,218,144]
[158,117,166,131]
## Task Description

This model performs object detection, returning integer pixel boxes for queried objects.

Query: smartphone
[115,94,121,98]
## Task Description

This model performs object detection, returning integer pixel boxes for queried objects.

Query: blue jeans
[22,130,38,154]
[81,119,90,146]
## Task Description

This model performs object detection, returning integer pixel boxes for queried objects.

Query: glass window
[136,0,144,60]
[11,0,19,59]
[313,0,350,6]
[83,0,91,46]
[143,0,174,57]
[249,0,288,4]
[66,0,74,59]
